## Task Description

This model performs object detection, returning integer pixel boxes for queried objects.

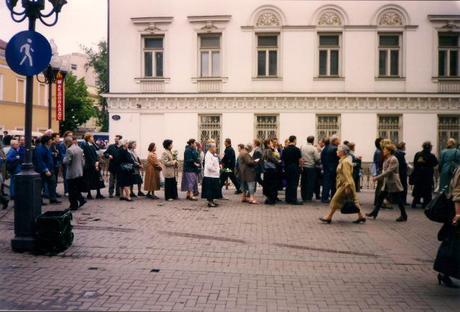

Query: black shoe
[138,192,146,197]
[79,199,87,208]
[264,199,275,205]
[208,202,218,208]
[353,217,366,224]
[96,194,105,199]
[396,216,407,222]
[438,274,459,288]
[49,199,61,204]
[109,194,114,198]
[319,217,332,224]
[366,211,378,220]
[234,190,243,195]
[1,199,8,210]
[87,194,93,200]
[288,201,303,206]
[321,200,330,204]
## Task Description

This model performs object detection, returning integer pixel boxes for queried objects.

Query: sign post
[55,71,65,122]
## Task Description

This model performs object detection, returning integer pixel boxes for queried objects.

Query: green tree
[60,72,96,134]
[83,41,109,132]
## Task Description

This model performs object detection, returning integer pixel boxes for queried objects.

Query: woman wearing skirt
[202,142,222,207]
[181,139,200,200]
[161,139,179,201]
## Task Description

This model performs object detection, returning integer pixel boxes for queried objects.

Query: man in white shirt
[300,136,320,201]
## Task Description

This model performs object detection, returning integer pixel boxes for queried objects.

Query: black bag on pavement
[341,200,360,214]
[35,209,74,254]
[424,191,455,223]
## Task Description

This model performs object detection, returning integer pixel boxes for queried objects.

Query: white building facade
[107,0,460,160]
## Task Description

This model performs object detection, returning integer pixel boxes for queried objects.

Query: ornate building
[106,0,460,160]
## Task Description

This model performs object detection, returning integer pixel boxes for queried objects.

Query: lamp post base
[11,168,42,253]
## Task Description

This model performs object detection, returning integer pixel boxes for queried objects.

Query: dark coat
[34,144,53,174]
[239,152,257,182]
[183,146,200,173]
[81,141,104,191]
[221,146,236,170]
[394,149,408,185]
[118,148,135,187]
[412,150,438,196]
[324,144,339,173]
[104,143,121,173]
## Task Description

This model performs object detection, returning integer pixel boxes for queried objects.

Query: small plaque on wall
[112,115,121,121]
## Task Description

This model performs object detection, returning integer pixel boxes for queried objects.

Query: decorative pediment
[318,11,342,26]
[187,15,231,33]
[256,12,281,27]
[131,16,174,34]
[144,23,163,34]
[379,10,404,26]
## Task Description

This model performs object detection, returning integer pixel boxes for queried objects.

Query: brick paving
[0,186,459,311]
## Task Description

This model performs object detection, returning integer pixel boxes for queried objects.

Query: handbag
[120,163,134,173]
[424,191,455,223]
[341,200,360,214]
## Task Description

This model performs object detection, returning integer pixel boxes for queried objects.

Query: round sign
[112,115,121,121]
[5,31,52,76]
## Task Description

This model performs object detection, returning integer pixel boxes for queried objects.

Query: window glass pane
[450,50,458,76]
[319,50,327,75]
[379,50,387,76]
[212,51,220,76]
[319,35,339,46]
[258,51,266,76]
[144,52,153,77]
[145,37,163,49]
[390,50,399,76]
[268,51,277,76]
[201,36,220,49]
[379,35,399,47]
[201,52,209,77]
[439,35,458,47]
[439,50,446,76]
[330,50,339,75]
[258,36,278,47]
[155,52,163,77]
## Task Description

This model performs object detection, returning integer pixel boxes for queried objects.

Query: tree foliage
[59,72,96,134]
[83,41,109,132]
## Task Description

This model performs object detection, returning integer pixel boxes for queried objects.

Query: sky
[0,0,107,55]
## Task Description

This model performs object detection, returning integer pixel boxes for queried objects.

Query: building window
[318,34,340,77]
[438,115,460,154]
[39,83,46,106]
[316,115,340,141]
[379,34,401,77]
[438,33,459,77]
[199,115,221,152]
[71,64,77,71]
[257,34,278,77]
[143,37,164,77]
[255,115,279,142]
[378,115,402,144]
[16,79,25,103]
[199,34,221,77]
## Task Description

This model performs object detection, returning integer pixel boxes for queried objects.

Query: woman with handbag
[144,143,162,200]
[117,140,135,201]
[81,133,105,200]
[434,167,460,288]
[263,139,281,205]
[367,144,408,222]
[161,140,179,201]
[320,145,366,224]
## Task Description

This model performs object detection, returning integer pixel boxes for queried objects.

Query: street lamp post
[6,0,67,252]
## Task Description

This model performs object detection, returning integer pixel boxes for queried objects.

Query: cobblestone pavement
[0,186,459,311]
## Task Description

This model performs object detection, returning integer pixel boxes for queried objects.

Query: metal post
[11,16,42,252]
[48,69,52,129]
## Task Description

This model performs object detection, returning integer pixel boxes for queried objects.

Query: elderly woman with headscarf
[320,144,366,224]
[412,141,438,208]
[366,144,408,222]
[439,138,460,192]
[202,142,222,207]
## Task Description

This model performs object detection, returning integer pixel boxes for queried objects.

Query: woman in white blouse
[201,142,222,207]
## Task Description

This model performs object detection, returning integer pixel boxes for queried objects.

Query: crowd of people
[1,130,459,287]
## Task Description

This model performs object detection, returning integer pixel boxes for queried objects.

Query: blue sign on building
[5,30,52,76]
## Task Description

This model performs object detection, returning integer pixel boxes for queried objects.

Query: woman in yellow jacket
[320,145,366,224]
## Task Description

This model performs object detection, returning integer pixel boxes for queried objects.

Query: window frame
[198,114,222,153]
[438,114,460,155]
[142,36,165,78]
[378,33,402,78]
[438,32,460,78]
[317,33,342,78]
[199,34,222,78]
[16,78,25,103]
[377,115,403,144]
[316,114,341,141]
[256,33,279,78]
[254,114,279,142]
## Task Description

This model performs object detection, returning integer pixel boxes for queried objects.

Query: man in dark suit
[321,135,340,203]
[104,135,122,197]
[220,138,242,194]
[281,135,302,205]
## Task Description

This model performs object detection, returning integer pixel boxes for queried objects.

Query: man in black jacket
[104,135,122,197]
[220,138,242,194]
[282,135,302,205]
[321,135,340,203]
[395,142,408,205]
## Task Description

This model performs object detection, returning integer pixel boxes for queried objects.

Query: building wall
[0,54,59,133]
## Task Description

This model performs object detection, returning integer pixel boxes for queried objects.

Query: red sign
[55,71,65,121]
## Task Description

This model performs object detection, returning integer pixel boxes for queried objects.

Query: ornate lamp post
[5,0,67,252]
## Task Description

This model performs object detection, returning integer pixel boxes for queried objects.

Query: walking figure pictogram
[19,38,34,67]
